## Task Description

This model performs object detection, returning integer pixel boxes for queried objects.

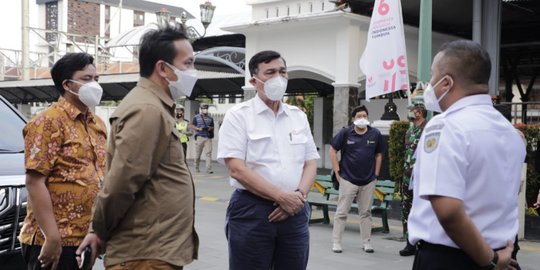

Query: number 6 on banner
[378,0,389,16]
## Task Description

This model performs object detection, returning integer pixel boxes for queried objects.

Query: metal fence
[499,102,540,125]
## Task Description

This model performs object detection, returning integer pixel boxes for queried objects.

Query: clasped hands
[268,190,305,222]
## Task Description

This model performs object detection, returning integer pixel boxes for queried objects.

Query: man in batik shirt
[19,53,106,270]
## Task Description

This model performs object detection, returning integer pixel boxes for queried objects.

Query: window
[218,95,226,104]
[45,2,58,42]
[104,5,111,38]
[228,96,236,104]
[133,10,145,27]
[275,7,279,17]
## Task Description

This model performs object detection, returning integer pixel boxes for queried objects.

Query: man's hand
[534,191,540,209]
[275,191,305,215]
[268,206,290,222]
[335,171,342,183]
[495,240,517,270]
[76,233,105,269]
[38,234,62,270]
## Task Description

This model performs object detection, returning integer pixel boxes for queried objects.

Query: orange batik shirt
[19,97,107,247]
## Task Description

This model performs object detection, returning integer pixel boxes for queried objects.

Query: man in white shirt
[408,40,525,270]
[217,50,319,270]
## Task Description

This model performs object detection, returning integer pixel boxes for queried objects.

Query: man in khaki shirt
[77,25,199,270]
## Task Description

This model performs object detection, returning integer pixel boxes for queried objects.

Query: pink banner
[359,0,410,101]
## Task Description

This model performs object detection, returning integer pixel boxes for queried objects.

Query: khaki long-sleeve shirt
[92,77,198,267]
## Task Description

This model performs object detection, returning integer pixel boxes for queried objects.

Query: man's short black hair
[351,105,369,118]
[139,25,188,77]
[248,50,287,77]
[438,40,491,85]
[50,53,94,95]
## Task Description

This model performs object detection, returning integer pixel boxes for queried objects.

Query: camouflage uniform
[401,120,427,230]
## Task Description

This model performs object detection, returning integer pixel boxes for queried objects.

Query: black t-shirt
[330,126,384,186]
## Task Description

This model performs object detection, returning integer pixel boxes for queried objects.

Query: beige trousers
[332,178,377,245]
[194,136,212,171]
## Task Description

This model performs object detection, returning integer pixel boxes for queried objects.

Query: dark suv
[0,95,27,267]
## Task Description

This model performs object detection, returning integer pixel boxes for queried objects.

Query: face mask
[424,76,450,113]
[354,118,370,129]
[176,114,182,118]
[254,75,288,101]
[68,80,103,108]
[165,62,198,100]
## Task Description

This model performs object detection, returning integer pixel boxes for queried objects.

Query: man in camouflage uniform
[399,104,427,256]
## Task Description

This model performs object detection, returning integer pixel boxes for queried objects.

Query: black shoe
[399,242,416,256]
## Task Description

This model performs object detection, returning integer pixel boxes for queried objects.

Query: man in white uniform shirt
[408,40,525,270]
[217,50,319,270]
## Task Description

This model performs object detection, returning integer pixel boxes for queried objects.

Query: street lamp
[156,1,216,42]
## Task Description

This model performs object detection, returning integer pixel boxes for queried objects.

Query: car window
[0,99,25,153]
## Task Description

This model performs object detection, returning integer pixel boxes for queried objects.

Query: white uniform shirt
[408,94,526,249]
[217,94,320,192]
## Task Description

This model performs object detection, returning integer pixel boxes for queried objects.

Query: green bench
[307,175,396,234]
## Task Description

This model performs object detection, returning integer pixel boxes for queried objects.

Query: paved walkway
[95,162,540,270]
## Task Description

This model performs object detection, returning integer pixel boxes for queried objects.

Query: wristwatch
[294,188,306,198]
[479,252,498,270]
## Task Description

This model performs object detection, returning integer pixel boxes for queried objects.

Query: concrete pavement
[94,162,540,270]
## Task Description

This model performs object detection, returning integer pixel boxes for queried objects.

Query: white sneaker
[332,243,342,253]
[363,243,374,253]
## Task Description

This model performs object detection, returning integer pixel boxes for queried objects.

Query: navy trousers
[226,189,310,270]
[412,241,510,270]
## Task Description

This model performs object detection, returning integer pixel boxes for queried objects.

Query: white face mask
[354,118,370,129]
[68,80,103,108]
[165,62,198,100]
[254,75,288,101]
[424,76,450,113]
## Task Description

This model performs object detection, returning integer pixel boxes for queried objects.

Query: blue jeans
[226,189,310,270]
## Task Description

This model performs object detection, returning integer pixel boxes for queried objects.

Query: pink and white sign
[359,0,410,101]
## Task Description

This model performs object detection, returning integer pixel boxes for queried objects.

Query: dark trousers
[226,189,310,270]
[412,241,481,270]
[181,142,187,159]
[22,244,79,270]
[412,241,508,270]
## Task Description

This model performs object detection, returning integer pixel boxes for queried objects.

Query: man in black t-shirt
[329,105,383,254]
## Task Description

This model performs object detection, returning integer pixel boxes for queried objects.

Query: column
[184,100,200,161]
[184,100,200,121]
[481,0,501,96]
[313,97,325,168]
[332,85,350,137]
[417,0,432,83]
[242,85,256,101]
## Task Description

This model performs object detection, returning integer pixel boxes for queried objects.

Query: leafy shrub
[515,124,540,208]
[388,121,409,187]
[389,122,540,209]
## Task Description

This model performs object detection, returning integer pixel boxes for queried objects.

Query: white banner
[359,0,410,101]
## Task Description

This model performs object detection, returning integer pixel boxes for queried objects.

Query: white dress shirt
[217,94,320,192]
[408,94,526,249]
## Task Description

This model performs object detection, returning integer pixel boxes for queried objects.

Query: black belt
[418,240,505,253]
